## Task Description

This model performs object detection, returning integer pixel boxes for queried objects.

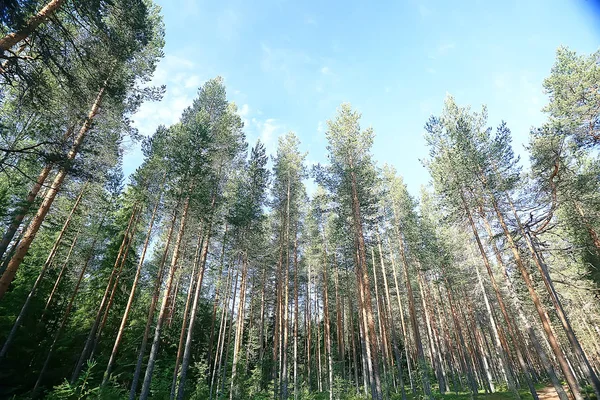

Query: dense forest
[0,1,600,399]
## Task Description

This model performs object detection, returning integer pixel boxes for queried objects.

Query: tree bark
[139,189,191,400]
[102,188,162,385]
[0,0,66,52]
[71,204,139,383]
[176,219,213,400]
[0,163,53,263]
[0,181,86,359]
[0,82,108,299]
[129,207,177,400]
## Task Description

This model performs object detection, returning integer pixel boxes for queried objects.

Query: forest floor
[428,384,592,400]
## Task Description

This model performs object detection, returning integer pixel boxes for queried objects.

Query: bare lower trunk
[490,198,583,400]
[0,163,52,263]
[175,222,212,400]
[377,232,407,400]
[129,208,177,400]
[170,232,203,399]
[0,182,85,358]
[139,191,191,400]
[102,190,162,385]
[32,218,104,395]
[71,204,139,383]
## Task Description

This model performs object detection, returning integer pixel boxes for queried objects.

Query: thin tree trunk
[71,203,139,383]
[508,196,600,398]
[489,196,584,400]
[176,218,213,400]
[0,0,66,52]
[230,252,249,399]
[102,189,162,385]
[293,225,299,400]
[0,181,86,358]
[0,81,108,299]
[170,231,203,399]
[321,232,334,400]
[350,166,382,400]
[0,163,53,263]
[42,223,80,316]
[479,205,569,400]
[388,238,415,394]
[129,207,177,400]
[207,224,228,373]
[393,218,432,400]
[377,232,406,400]
[31,217,104,395]
[139,190,191,400]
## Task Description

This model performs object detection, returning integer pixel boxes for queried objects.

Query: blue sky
[125,0,600,196]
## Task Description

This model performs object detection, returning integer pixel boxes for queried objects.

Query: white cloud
[426,67,436,75]
[124,54,203,178]
[321,66,331,75]
[317,121,324,133]
[239,103,250,117]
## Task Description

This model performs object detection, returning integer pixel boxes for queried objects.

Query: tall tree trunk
[209,264,235,400]
[479,205,569,400]
[230,252,249,399]
[459,191,520,395]
[321,232,334,400]
[507,197,600,398]
[0,163,53,263]
[71,203,139,383]
[293,225,299,400]
[31,218,104,395]
[392,215,432,400]
[0,0,66,52]
[102,189,162,385]
[0,181,86,358]
[0,81,108,299]
[387,238,415,394]
[417,269,446,395]
[377,232,407,400]
[176,217,214,400]
[488,196,584,400]
[170,231,203,399]
[129,208,177,400]
[349,166,382,400]
[42,223,80,315]
[208,225,228,374]
[139,190,192,400]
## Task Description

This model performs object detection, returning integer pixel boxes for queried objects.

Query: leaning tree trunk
[31,217,104,395]
[0,163,53,263]
[0,181,86,359]
[0,0,66,52]
[0,81,108,299]
[489,196,584,400]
